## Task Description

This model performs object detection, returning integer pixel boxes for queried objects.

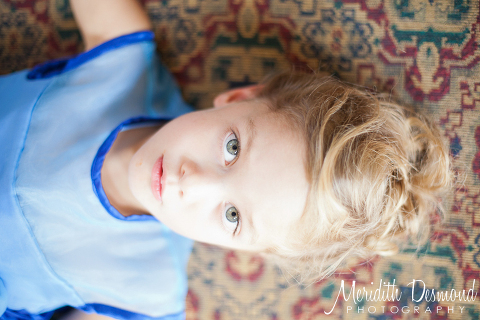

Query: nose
[178,158,224,203]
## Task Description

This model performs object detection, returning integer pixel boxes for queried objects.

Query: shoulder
[27,31,156,80]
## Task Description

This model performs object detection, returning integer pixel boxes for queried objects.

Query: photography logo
[324,279,478,315]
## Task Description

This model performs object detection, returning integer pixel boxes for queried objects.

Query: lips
[151,156,163,202]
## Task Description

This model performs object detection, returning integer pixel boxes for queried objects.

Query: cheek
[159,202,223,243]
[158,207,199,240]
[154,115,205,148]
[166,110,209,132]
[164,122,219,162]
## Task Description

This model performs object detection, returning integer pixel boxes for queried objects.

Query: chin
[127,170,148,209]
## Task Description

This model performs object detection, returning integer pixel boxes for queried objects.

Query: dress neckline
[91,116,169,221]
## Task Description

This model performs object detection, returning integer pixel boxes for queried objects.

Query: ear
[213,84,264,108]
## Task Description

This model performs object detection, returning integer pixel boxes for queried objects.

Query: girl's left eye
[223,132,240,165]
[222,205,240,235]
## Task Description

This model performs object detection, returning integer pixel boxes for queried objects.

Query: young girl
[0,0,452,319]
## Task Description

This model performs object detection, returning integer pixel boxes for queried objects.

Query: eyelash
[224,204,241,236]
[233,210,241,236]
[220,128,241,236]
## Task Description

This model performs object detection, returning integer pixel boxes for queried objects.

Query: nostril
[180,163,186,178]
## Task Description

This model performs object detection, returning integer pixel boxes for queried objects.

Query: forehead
[222,100,309,250]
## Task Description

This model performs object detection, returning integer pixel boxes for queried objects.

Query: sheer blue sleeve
[0,278,6,317]
[27,31,155,80]
[79,304,185,320]
[0,310,54,320]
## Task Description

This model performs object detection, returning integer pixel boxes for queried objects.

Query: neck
[101,125,161,217]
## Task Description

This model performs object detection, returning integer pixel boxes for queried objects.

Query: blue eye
[223,132,239,165]
[223,205,240,234]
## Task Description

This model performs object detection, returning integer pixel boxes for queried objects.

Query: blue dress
[0,31,193,320]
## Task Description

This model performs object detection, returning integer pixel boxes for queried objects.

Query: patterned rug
[1,0,479,319]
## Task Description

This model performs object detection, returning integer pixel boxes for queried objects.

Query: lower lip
[151,156,163,202]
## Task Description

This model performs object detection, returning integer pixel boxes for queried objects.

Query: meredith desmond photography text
[325,279,478,315]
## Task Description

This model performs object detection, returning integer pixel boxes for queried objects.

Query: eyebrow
[242,116,259,246]
[243,116,256,157]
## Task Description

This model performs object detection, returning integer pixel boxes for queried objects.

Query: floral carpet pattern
[1,0,479,319]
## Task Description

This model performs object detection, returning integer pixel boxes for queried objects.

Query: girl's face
[128,89,309,252]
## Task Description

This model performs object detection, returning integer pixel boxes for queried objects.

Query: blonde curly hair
[256,71,453,282]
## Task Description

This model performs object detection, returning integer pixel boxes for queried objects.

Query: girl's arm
[69,0,152,51]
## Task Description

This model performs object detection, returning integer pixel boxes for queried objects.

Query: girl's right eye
[223,132,240,165]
